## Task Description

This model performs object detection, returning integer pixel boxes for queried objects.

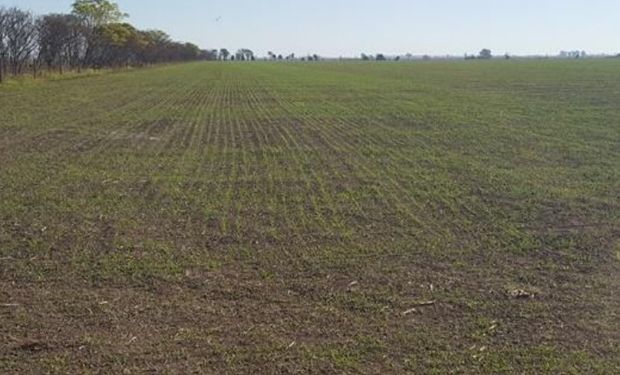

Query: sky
[3,0,619,57]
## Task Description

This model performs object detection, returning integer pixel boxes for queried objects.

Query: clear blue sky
[3,0,619,57]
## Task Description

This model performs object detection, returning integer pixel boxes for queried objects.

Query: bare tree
[0,8,7,82]
[37,14,80,73]
[4,8,38,76]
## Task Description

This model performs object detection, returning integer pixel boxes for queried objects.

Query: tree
[3,8,38,75]
[1,3,207,81]
[137,30,170,64]
[88,22,141,67]
[375,53,386,61]
[37,14,81,73]
[71,0,127,68]
[478,48,492,59]
[235,48,254,61]
[181,42,200,60]
[560,50,583,59]
[361,53,370,61]
[218,48,230,60]
[71,0,126,28]
[0,8,6,82]
[200,49,217,60]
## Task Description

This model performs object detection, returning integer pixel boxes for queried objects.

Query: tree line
[0,0,209,83]
[212,50,320,62]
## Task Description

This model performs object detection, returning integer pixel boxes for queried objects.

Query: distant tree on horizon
[560,50,587,59]
[478,49,492,59]
[200,49,217,60]
[219,48,230,60]
[235,48,254,61]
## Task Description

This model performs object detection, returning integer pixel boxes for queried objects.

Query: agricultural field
[1,60,619,373]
